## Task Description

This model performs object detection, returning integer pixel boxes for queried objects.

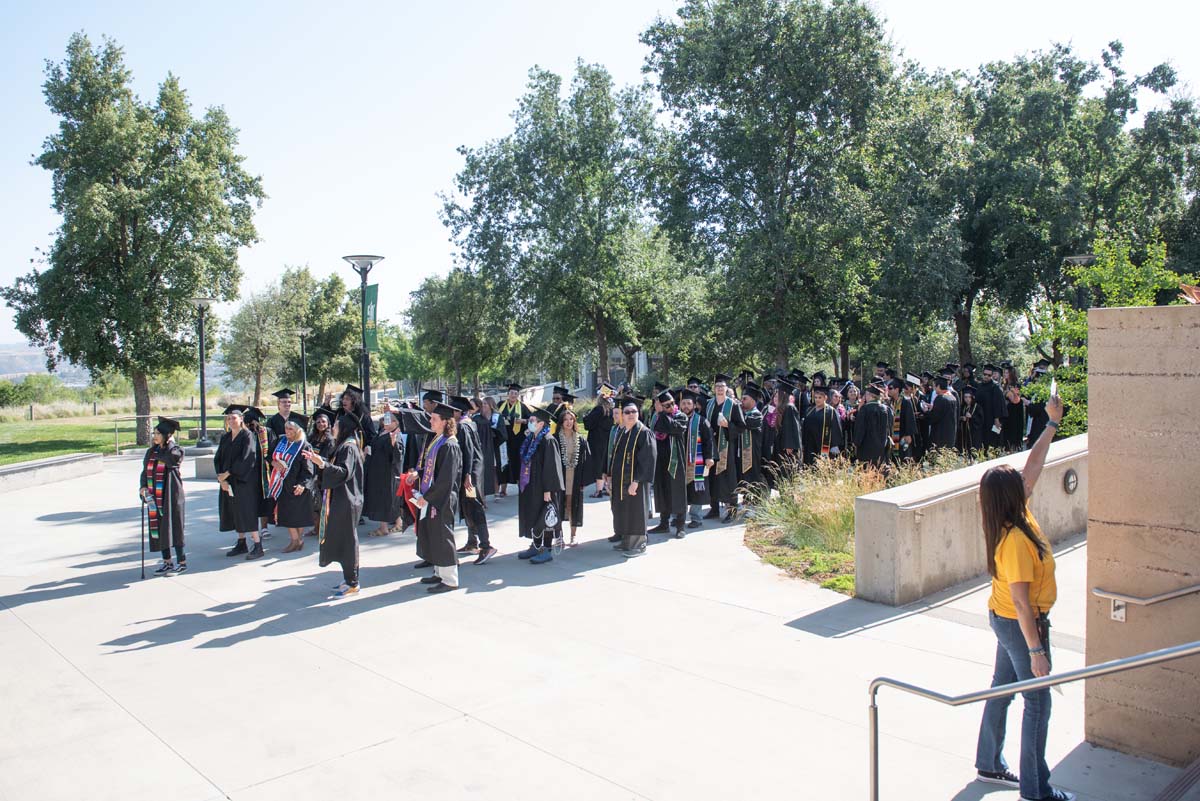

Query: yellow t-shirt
[988,512,1057,619]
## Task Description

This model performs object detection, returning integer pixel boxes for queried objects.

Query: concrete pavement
[0,456,1184,800]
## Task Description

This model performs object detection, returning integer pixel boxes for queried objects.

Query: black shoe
[607,534,622,543]
[245,541,265,560]
[474,547,498,566]
[976,770,1019,789]
[648,523,670,534]
[172,562,188,575]
[413,560,433,569]
[153,560,174,575]
[457,545,480,555]
[686,520,702,529]
[1020,789,1076,801]
[427,582,458,594]
[674,529,686,539]
[226,540,248,557]
[702,509,720,519]
[621,544,647,558]
[419,575,442,585]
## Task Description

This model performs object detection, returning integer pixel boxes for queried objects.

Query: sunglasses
[622,409,638,415]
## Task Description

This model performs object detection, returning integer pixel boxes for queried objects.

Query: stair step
[1153,756,1200,801]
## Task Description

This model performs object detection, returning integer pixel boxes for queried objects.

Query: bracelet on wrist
[1028,646,1046,655]
[1046,420,1059,429]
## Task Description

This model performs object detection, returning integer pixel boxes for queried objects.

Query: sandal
[368,529,390,538]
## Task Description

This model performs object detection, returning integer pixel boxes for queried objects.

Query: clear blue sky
[1,0,1196,345]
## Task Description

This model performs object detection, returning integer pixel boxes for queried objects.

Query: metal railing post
[868,693,879,801]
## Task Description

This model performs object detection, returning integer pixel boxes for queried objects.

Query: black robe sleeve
[634,426,656,485]
[229,430,257,482]
[541,435,566,493]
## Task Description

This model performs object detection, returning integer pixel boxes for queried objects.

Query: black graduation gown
[957,402,985,456]
[273,441,317,528]
[317,439,364,572]
[221,428,260,533]
[472,412,502,496]
[684,412,713,506]
[890,396,919,461]
[252,425,277,519]
[557,432,592,526]
[853,401,893,467]
[456,418,485,514]
[652,409,688,518]
[517,433,565,540]
[608,423,656,537]
[308,431,336,522]
[402,431,425,474]
[976,380,1007,448]
[736,406,765,488]
[141,443,185,551]
[926,393,958,449]
[498,400,530,484]
[415,435,462,568]
[581,403,613,485]
[706,395,746,505]
[363,429,404,522]
[214,431,235,531]
[801,405,845,465]
[266,412,292,440]
[1002,393,1026,450]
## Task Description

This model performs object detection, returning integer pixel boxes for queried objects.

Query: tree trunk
[595,319,610,382]
[839,329,850,379]
[454,358,462,396]
[252,369,263,407]
[953,296,975,366]
[661,352,670,385]
[132,370,152,446]
[473,372,480,397]
[828,349,839,378]
[623,348,637,382]
[317,378,327,407]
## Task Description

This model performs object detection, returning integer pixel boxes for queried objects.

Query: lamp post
[188,297,216,448]
[298,326,312,414]
[342,254,384,404]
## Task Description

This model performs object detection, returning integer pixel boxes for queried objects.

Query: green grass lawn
[0,414,208,466]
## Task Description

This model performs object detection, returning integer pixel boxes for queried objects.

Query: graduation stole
[518,426,547,492]
[256,426,271,496]
[613,425,639,500]
[144,449,166,546]
[267,437,303,501]
[663,412,681,478]
[818,406,833,455]
[706,396,735,474]
[740,408,758,472]
[420,434,448,495]
[499,401,525,434]
[891,398,903,446]
[686,412,705,488]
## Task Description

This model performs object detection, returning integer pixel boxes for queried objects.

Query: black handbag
[540,501,560,531]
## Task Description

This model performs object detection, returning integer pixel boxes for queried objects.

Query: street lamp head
[343,254,384,274]
[188,297,216,309]
[297,327,312,337]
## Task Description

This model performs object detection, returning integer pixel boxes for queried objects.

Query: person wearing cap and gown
[473,396,504,498]
[215,405,267,559]
[885,380,918,462]
[957,385,985,458]
[449,395,496,565]
[266,389,298,439]
[926,377,959,450]
[649,388,689,537]
[516,406,565,564]
[976,364,1008,450]
[705,373,746,521]
[406,402,463,591]
[954,363,977,396]
[363,405,405,537]
[304,406,337,536]
[497,383,531,496]
[582,387,615,498]
[853,384,893,468]
[678,389,713,529]
[555,405,592,546]
[240,406,276,540]
[141,417,186,575]
[765,380,802,483]
[304,413,365,597]
[802,384,845,465]
[608,397,656,556]
[790,373,812,419]
[734,383,766,510]
[269,414,316,553]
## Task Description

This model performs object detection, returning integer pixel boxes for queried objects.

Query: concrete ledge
[855,434,1088,605]
[187,446,217,479]
[0,453,104,494]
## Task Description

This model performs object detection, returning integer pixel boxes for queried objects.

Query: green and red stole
[144,448,166,547]
[687,412,705,490]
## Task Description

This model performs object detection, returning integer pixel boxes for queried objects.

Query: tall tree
[275,266,360,404]
[2,34,264,443]
[218,287,293,405]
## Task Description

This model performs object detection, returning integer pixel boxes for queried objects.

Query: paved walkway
[0,456,1182,800]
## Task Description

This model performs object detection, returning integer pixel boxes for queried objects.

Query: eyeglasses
[622,410,638,415]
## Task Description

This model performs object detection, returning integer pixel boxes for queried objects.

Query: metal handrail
[1093,584,1200,606]
[868,639,1200,801]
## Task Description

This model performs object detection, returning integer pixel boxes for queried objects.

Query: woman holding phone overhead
[973,392,1073,801]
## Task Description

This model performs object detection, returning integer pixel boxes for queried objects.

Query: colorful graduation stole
[421,434,447,495]
[891,398,902,447]
[499,401,525,435]
[518,427,547,492]
[257,426,271,496]
[687,412,705,490]
[612,425,639,500]
[267,438,304,501]
[819,407,833,456]
[706,396,735,474]
[740,408,759,471]
[144,449,166,547]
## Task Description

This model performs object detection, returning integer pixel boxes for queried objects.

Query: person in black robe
[450,396,495,565]
[957,385,985,458]
[362,406,405,536]
[802,384,845,466]
[553,406,591,546]
[647,389,688,537]
[853,384,893,468]
[242,406,276,539]
[705,373,746,521]
[734,383,766,513]
[953,362,977,397]
[976,365,1008,450]
[270,414,316,553]
[407,401,463,593]
[304,406,337,537]
[497,383,531,496]
[926,378,959,451]
[607,398,656,557]
[1002,380,1026,452]
[582,393,614,498]
[266,388,298,439]
[766,381,802,484]
[304,413,365,597]
[678,389,714,529]
[516,406,565,564]
[215,405,267,559]
[141,417,186,575]
[474,397,504,498]
[886,380,918,463]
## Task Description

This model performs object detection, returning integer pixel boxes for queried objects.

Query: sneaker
[530,550,553,564]
[226,539,248,557]
[153,560,174,575]
[977,769,1019,788]
[1021,790,1076,801]
[673,529,687,539]
[171,562,188,575]
[332,585,359,598]
[331,581,350,592]
[427,582,457,594]
[517,546,539,560]
[606,534,622,543]
[259,528,272,540]
[474,547,498,566]
[622,545,647,559]
[686,520,702,529]
[456,545,480,555]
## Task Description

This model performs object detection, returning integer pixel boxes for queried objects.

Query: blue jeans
[688,504,703,524]
[975,611,1053,798]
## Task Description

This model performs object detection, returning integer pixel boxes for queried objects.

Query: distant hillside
[0,343,93,386]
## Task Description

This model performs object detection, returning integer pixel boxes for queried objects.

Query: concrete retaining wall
[1085,305,1200,767]
[0,453,104,494]
[854,434,1088,606]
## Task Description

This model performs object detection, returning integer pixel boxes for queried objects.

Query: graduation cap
[920,371,934,380]
[863,383,885,397]
[775,379,797,395]
[655,388,676,405]
[961,384,978,397]
[905,374,922,387]
[312,405,336,424]
[222,403,247,416]
[811,383,830,396]
[553,385,571,397]
[875,361,889,370]
[427,401,457,419]
[560,392,577,404]
[812,371,827,381]
[397,408,433,435]
[1034,358,1051,368]
[449,395,472,414]
[243,406,266,424]
[529,405,556,425]
[887,379,904,391]
[714,372,733,384]
[420,387,444,403]
[271,388,296,399]
[934,376,951,390]
[616,394,640,408]
[506,382,523,391]
[841,381,857,394]
[345,384,363,395]
[680,388,703,404]
[962,362,976,371]
[653,381,669,393]
[336,410,362,432]
[155,416,181,436]
[982,363,998,373]
[944,363,960,372]
[741,382,764,402]
[1000,360,1013,369]
[687,376,703,387]
[284,412,310,430]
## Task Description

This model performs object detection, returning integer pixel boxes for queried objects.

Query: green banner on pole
[364,283,380,352]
